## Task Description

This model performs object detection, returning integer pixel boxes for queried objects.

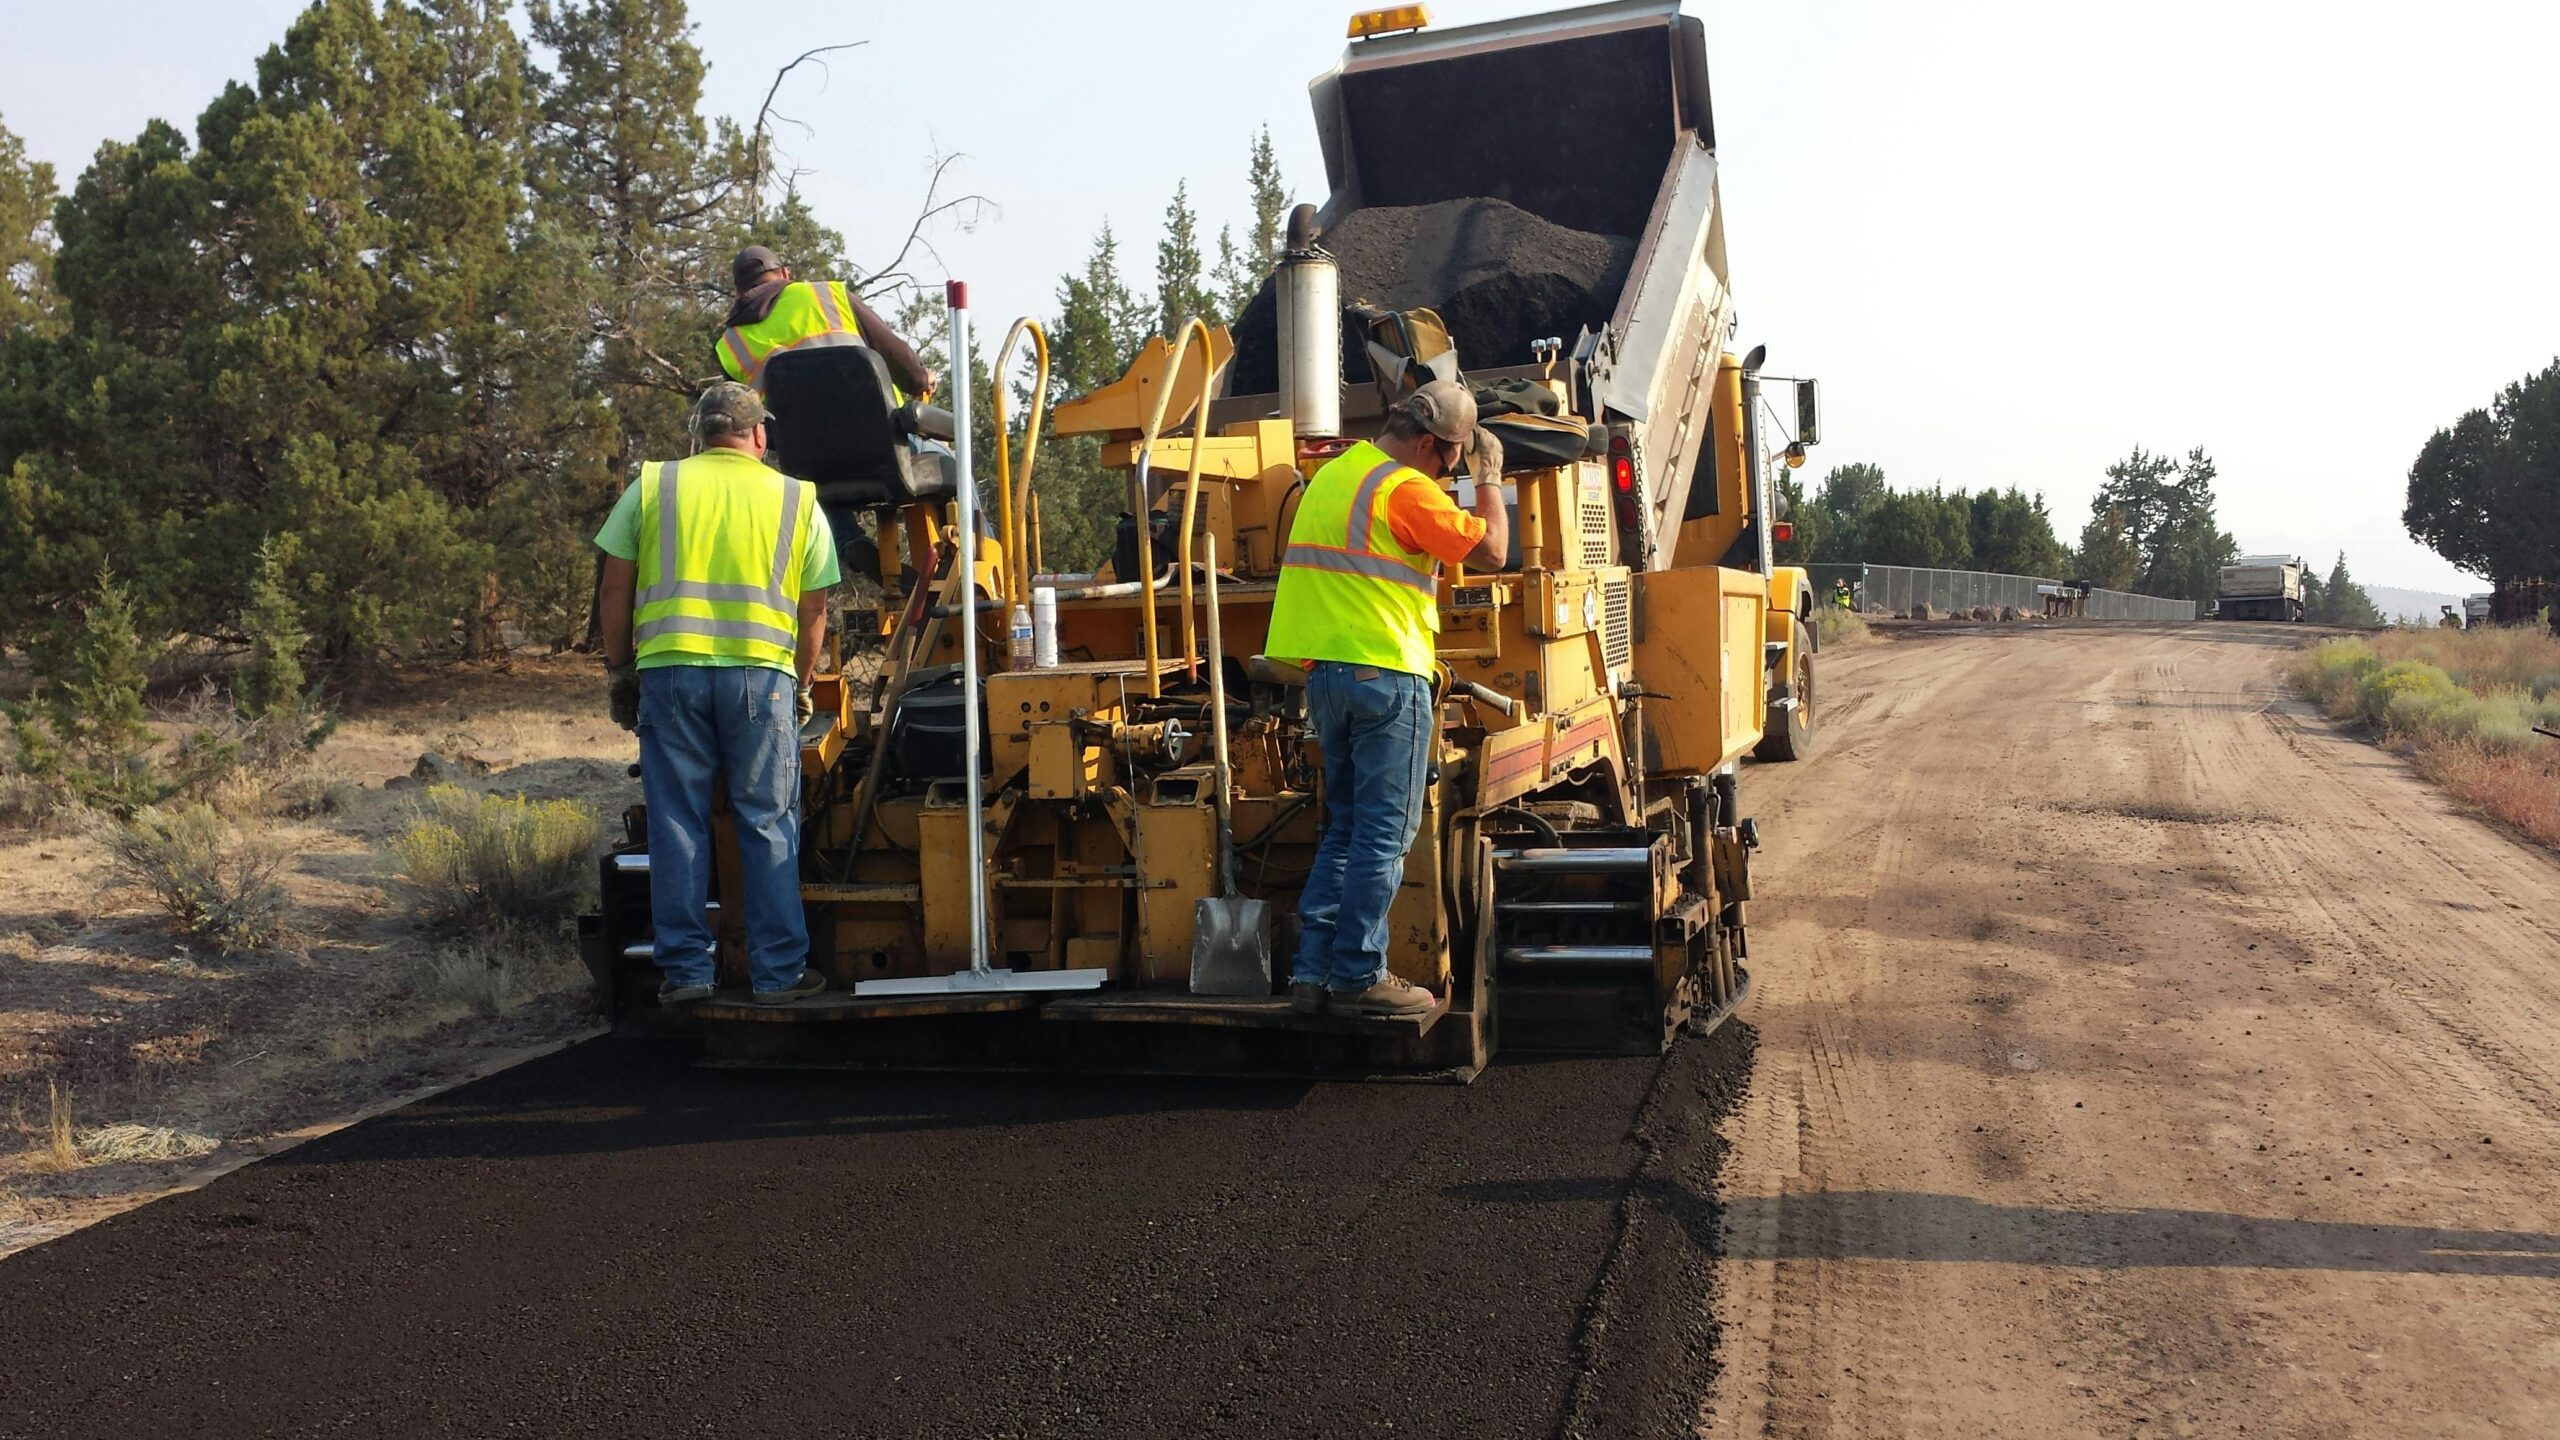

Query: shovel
[1190,534,1274,996]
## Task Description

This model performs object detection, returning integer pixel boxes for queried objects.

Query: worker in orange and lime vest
[1263,378,1507,1022]
[596,382,840,1010]
[716,245,936,400]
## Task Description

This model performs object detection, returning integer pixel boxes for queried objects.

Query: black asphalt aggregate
[0,1027,1747,1439]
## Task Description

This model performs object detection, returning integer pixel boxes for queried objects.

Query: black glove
[608,662,641,732]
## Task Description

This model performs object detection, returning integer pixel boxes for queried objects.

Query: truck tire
[1757,635,1813,762]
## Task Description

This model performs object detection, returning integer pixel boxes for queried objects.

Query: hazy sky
[8,0,2555,594]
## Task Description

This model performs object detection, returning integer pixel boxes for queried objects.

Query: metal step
[1492,847,1651,875]
[1497,944,1654,972]
[1495,899,1648,916]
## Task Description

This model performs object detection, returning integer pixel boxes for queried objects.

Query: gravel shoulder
[1711,621,2560,1438]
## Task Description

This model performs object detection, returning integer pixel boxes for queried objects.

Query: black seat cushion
[761,345,957,509]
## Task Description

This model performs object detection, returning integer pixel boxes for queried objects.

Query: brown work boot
[751,968,828,1006]
[1289,981,1328,1016]
[1328,974,1436,1018]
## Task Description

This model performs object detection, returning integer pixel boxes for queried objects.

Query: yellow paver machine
[582,0,1823,1079]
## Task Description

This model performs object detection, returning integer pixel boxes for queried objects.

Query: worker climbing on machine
[596,382,841,1007]
[717,245,936,399]
[1265,378,1508,1019]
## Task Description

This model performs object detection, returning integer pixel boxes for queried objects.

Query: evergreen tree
[2320,551,2380,627]
[527,0,736,483]
[2084,445,2234,601]
[1244,125,1289,269]
[235,536,311,721]
[1155,181,1212,339]
[2074,507,2141,590]
[0,114,60,335]
[1040,224,1156,571]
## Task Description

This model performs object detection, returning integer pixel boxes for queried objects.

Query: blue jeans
[637,664,809,994]
[1292,661,1433,993]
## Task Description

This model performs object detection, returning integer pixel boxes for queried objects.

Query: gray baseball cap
[692,381,769,439]
[731,244,783,291]
[1400,378,1477,445]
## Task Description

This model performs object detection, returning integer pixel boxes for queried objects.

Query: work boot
[1289,981,1328,1016]
[1328,974,1436,1019]
[657,980,714,1006]
[752,969,828,1006]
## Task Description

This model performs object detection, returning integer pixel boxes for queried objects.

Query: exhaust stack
[1274,203,1341,437]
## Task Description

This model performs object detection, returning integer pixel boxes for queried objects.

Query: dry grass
[2289,629,2560,848]
[37,1081,77,1173]
[74,1124,220,1166]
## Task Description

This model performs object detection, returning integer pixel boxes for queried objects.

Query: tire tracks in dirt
[1712,623,2560,1439]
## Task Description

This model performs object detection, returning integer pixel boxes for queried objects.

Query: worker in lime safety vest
[1262,378,1507,1022]
[716,244,936,400]
[595,382,840,1009]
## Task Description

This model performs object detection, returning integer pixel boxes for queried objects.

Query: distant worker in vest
[717,244,936,400]
[596,382,840,1007]
[1832,578,1854,610]
[1264,379,1508,1019]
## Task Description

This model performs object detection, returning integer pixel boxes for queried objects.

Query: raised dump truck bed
[1227,0,1736,559]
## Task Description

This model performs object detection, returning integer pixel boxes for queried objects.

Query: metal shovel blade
[1190,895,1273,996]
[854,967,1109,997]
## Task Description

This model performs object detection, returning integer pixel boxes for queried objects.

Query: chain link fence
[1804,563,2197,622]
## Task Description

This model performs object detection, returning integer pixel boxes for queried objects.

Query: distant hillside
[2366,585,2465,625]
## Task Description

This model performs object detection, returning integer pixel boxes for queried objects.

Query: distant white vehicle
[2215,555,2305,622]
[2464,593,2494,626]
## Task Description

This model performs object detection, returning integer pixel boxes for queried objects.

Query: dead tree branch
[750,43,868,217]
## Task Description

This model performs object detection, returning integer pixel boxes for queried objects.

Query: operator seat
[759,344,959,511]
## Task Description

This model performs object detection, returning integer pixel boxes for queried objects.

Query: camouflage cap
[691,381,769,440]
[1399,377,1477,445]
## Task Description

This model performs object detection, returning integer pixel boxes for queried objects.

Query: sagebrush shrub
[98,803,290,952]
[390,786,599,926]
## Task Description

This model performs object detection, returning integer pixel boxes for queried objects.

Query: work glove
[796,682,816,727]
[1466,427,1504,488]
[607,662,641,732]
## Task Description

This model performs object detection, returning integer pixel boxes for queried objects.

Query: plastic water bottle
[1009,603,1035,670]
[1031,586,1060,669]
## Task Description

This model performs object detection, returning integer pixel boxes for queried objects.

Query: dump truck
[584,0,1821,1078]
[2215,555,2305,621]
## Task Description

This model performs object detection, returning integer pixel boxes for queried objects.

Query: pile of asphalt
[1227,197,1635,394]
[0,1026,1750,1440]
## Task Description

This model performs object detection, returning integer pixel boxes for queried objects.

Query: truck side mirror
[1794,379,1820,448]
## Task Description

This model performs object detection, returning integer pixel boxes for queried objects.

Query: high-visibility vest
[633,450,817,673]
[1264,440,1443,677]
[715,280,872,393]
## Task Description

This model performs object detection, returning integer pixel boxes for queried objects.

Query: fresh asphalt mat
[0,1024,1751,1440]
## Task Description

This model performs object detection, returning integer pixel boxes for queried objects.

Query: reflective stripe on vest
[632,457,812,669]
[1264,442,1443,676]
[717,280,867,391]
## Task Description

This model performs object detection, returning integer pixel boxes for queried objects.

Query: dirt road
[1715,622,2560,1438]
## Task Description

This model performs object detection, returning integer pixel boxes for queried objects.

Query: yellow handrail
[1136,316,1229,691]
[988,318,1052,610]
